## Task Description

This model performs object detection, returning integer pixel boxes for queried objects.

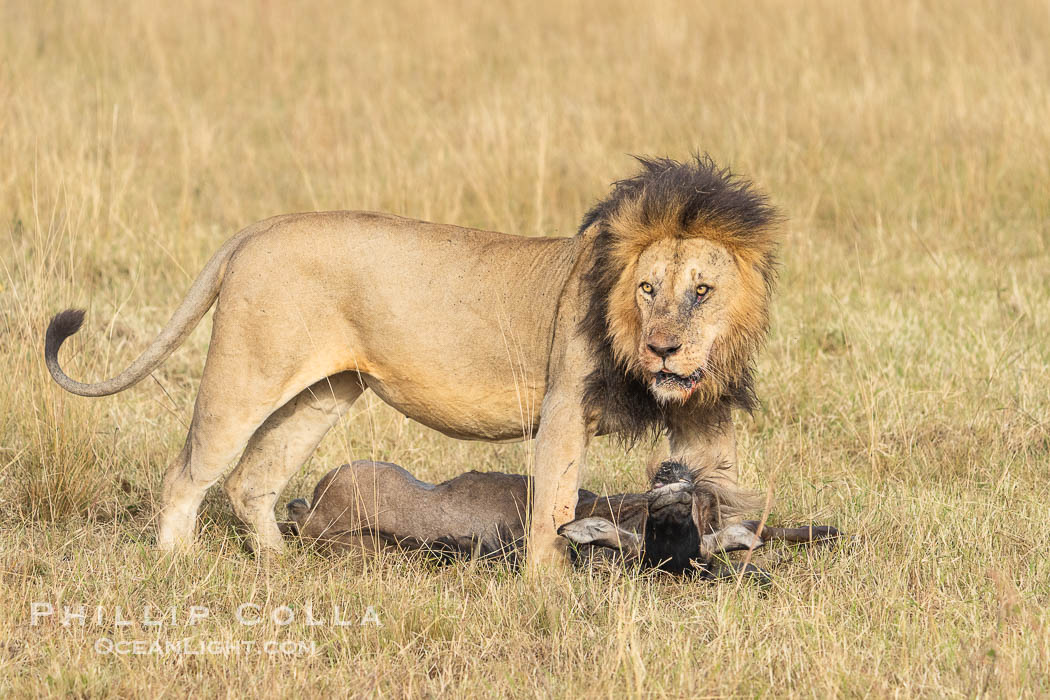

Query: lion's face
[580,156,778,426]
[630,237,747,404]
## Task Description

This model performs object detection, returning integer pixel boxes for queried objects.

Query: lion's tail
[44,231,250,397]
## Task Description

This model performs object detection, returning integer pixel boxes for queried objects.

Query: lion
[44,154,780,572]
[283,458,838,579]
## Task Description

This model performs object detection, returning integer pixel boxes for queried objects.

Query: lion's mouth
[652,368,704,392]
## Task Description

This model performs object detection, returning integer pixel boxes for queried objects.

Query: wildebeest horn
[557,517,643,560]
[701,523,763,554]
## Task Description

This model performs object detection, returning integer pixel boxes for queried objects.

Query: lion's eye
[696,284,711,298]
[639,282,654,294]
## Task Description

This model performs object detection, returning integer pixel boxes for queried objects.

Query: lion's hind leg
[158,401,282,552]
[157,347,318,551]
[223,372,365,553]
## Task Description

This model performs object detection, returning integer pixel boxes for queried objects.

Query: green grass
[2,0,1049,696]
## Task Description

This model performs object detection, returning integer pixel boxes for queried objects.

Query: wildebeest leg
[223,372,365,553]
[740,521,841,545]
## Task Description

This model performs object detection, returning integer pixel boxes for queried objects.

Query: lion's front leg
[668,402,738,483]
[527,390,592,575]
[667,403,761,524]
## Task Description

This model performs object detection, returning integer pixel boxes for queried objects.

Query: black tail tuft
[44,308,86,365]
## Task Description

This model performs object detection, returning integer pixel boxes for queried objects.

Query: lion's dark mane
[577,154,779,442]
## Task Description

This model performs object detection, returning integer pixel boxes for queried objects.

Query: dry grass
[2,0,1049,696]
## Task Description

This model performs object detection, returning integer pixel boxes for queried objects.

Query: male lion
[44,155,780,571]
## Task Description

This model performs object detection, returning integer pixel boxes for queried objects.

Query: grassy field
[2,0,1049,696]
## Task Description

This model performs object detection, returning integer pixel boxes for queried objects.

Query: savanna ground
[1,0,1049,696]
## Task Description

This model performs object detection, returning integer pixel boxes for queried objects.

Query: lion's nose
[646,338,681,358]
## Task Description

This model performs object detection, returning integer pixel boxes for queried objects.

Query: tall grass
[1,0,1049,696]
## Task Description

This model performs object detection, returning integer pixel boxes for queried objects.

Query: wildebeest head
[559,459,710,573]
[558,459,839,577]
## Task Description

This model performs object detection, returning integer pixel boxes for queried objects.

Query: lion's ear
[557,517,642,559]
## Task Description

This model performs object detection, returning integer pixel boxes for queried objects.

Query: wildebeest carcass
[283,459,839,580]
